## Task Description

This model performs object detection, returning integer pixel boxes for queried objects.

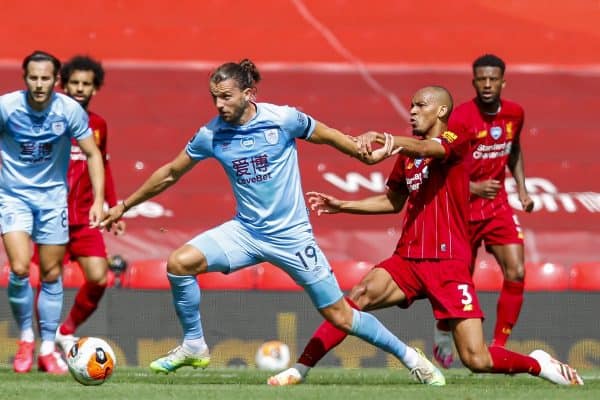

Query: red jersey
[67,110,117,225]
[448,98,524,221]
[386,131,471,261]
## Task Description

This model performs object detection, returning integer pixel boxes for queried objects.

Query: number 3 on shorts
[457,284,473,306]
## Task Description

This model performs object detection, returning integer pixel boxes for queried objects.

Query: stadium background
[0,0,599,368]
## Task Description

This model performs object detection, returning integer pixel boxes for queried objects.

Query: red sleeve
[385,154,408,194]
[447,108,466,137]
[439,130,470,163]
[513,106,525,146]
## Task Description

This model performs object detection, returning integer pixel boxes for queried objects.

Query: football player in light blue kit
[0,50,105,374]
[101,59,443,383]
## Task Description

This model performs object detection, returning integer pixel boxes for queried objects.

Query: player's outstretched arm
[357,131,447,159]
[78,135,105,228]
[307,121,395,164]
[306,188,407,216]
[101,150,198,231]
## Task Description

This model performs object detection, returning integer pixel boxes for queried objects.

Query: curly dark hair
[472,54,505,75]
[60,55,105,89]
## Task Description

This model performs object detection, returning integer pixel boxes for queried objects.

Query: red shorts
[470,208,524,254]
[65,224,107,260]
[31,225,107,265]
[376,254,484,321]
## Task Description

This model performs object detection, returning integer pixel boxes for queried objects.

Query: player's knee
[328,313,353,332]
[458,348,492,372]
[166,252,205,275]
[348,283,373,310]
[166,253,187,275]
[504,262,525,282]
[40,265,61,282]
[10,262,30,277]
[321,306,354,333]
[86,273,107,285]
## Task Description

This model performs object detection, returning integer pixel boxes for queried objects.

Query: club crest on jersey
[414,158,423,168]
[264,129,279,145]
[51,121,66,135]
[490,126,502,140]
[240,136,255,149]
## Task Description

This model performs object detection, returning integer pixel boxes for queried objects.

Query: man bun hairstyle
[60,55,105,89]
[22,50,61,76]
[472,54,506,75]
[210,59,261,90]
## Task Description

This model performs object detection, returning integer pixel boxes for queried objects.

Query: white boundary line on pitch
[1,59,600,76]
[291,0,410,121]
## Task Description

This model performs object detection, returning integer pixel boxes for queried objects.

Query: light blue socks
[8,272,33,332]
[349,308,409,364]
[168,273,204,340]
[37,278,63,341]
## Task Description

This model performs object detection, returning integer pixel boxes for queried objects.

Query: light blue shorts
[0,196,68,245]
[188,219,344,309]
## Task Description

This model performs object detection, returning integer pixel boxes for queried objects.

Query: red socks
[493,280,524,347]
[297,297,360,367]
[60,282,106,335]
[488,345,540,375]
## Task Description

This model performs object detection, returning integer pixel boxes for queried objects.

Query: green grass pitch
[1,366,599,400]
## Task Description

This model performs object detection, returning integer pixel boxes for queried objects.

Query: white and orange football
[255,340,290,371]
[67,337,116,385]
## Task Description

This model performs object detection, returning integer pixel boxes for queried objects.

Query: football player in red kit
[433,54,535,368]
[268,86,581,387]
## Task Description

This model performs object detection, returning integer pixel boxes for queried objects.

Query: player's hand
[89,201,105,229]
[356,131,380,156]
[470,179,502,199]
[519,192,535,213]
[101,204,125,232]
[112,220,127,236]
[356,131,400,164]
[306,191,343,215]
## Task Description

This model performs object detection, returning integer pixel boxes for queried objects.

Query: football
[255,340,290,371]
[66,337,116,385]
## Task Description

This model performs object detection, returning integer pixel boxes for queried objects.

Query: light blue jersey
[186,102,316,238]
[0,90,91,208]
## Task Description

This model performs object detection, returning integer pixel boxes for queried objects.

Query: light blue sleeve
[280,106,316,140]
[185,126,214,161]
[68,101,92,140]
